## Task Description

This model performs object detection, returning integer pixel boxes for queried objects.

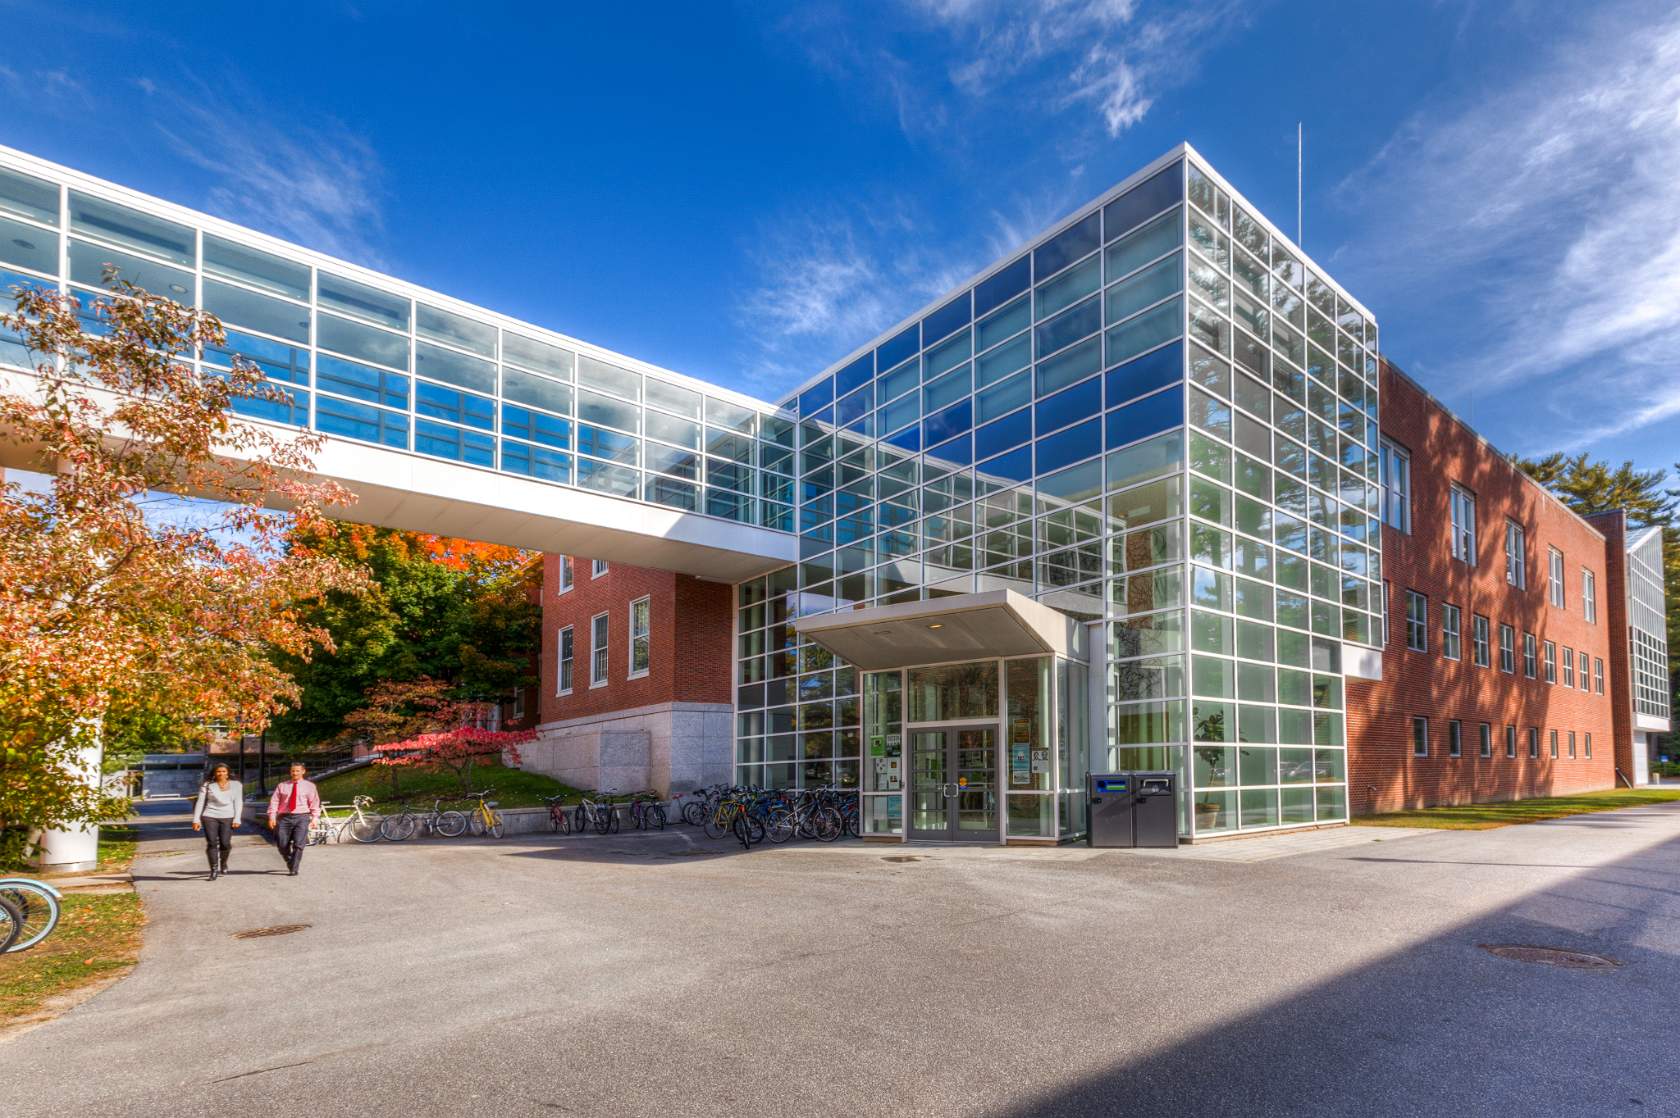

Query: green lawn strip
[1354,787,1680,830]
[315,761,586,814]
[0,892,146,1023]
[97,824,139,873]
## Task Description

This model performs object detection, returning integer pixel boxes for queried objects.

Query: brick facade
[537,554,733,726]
[1347,363,1617,814]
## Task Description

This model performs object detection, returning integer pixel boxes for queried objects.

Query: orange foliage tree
[0,278,365,860]
[352,676,533,794]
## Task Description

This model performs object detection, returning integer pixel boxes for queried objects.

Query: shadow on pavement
[1003,825,1680,1118]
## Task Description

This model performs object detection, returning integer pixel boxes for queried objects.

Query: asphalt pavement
[4,802,1679,1117]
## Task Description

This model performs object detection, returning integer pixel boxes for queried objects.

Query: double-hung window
[1479,722,1492,758]
[592,559,609,578]
[1380,439,1411,533]
[1562,646,1574,687]
[1529,727,1540,758]
[1583,569,1597,623]
[1412,717,1429,758]
[590,612,609,686]
[1448,719,1462,758]
[1594,658,1605,694]
[1543,640,1556,683]
[1548,547,1565,607]
[1442,604,1461,661]
[1522,633,1537,678]
[1548,729,1558,758]
[1578,649,1590,691]
[1449,485,1476,564]
[1472,615,1490,667]
[1585,732,1593,759]
[1568,731,1577,759]
[1505,521,1526,588]
[1405,591,1428,652]
[628,596,651,678]
[1498,624,1515,673]
[1505,725,1517,758]
[557,625,574,694]
[559,555,574,593]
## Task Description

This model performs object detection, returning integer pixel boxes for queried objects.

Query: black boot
[208,850,220,880]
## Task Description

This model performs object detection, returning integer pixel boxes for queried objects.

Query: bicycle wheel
[0,881,60,952]
[764,807,795,844]
[435,811,468,838]
[702,809,731,840]
[573,804,589,834]
[607,806,620,834]
[733,814,765,849]
[681,800,705,827]
[649,803,667,831]
[0,896,21,954]
[349,815,382,843]
[382,813,417,842]
[488,814,505,839]
[812,806,844,842]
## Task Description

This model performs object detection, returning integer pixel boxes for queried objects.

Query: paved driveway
[5,805,1679,1117]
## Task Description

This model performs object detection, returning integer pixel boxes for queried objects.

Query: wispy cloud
[1336,2,1680,455]
[155,89,388,267]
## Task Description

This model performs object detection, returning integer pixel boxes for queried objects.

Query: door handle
[942,782,959,798]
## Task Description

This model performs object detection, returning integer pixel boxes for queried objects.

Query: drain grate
[1479,944,1620,970]
[232,923,311,940]
[882,855,924,864]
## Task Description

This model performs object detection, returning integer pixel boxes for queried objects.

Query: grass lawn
[316,761,585,813]
[0,892,146,1025]
[96,823,138,873]
[1354,787,1680,830]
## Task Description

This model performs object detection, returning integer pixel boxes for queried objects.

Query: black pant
[201,816,232,872]
[275,813,310,872]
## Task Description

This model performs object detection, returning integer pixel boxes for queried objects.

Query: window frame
[1479,722,1492,759]
[1505,724,1517,759]
[1380,438,1411,534]
[590,611,609,687]
[1405,590,1428,653]
[1585,732,1593,759]
[1543,640,1556,684]
[1567,730,1576,759]
[1412,716,1429,758]
[1498,624,1515,674]
[1562,646,1574,688]
[1577,649,1590,692]
[1582,568,1596,623]
[628,595,651,679]
[1448,719,1462,758]
[1522,632,1537,679]
[1441,603,1461,661]
[559,555,574,594]
[1548,546,1565,607]
[1548,729,1558,759]
[557,624,574,695]
[1449,484,1476,564]
[1472,614,1490,668]
[592,559,609,579]
[1594,658,1605,694]
[1529,727,1539,758]
[1505,520,1526,588]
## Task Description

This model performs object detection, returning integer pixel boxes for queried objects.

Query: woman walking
[192,763,243,880]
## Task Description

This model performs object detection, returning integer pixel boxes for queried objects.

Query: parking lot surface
[4,804,1679,1117]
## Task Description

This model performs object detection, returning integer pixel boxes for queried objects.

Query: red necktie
[286,781,299,813]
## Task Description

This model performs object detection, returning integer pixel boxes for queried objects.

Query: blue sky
[2,0,1676,477]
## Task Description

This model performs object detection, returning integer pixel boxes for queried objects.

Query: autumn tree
[0,278,364,862]
[353,677,533,794]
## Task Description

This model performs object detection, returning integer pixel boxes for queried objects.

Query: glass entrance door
[908,725,997,841]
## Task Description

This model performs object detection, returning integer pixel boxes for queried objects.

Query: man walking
[267,762,321,876]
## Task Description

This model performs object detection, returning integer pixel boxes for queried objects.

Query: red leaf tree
[357,677,534,794]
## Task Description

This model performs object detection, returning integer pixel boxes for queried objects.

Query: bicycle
[466,789,505,839]
[573,792,620,835]
[0,894,20,953]
[0,877,61,953]
[628,792,666,831]
[544,794,574,834]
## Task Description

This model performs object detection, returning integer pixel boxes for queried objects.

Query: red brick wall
[1347,363,1617,813]
[1586,510,1638,781]
[536,554,733,725]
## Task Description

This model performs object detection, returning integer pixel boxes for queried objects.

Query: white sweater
[193,780,244,824]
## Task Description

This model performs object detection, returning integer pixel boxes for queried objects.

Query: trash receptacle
[1088,773,1136,847]
[1132,771,1178,848]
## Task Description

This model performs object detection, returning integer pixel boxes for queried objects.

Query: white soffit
[795,590,1079,670]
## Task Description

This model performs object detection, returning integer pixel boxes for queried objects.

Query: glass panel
[203,234,309,300]
[417,303,496,356]
[68,191,193,265]
[318,312,409,371]
[202,280,309,343]
[501,367,573,414]
[416,340,496,393]
[68,239,193,297]
[1005,658,1051,792]
[908,661,999,722]
[0,166,58,224]
[318,272,409,330]
[577,353,642,401]
[0,215,56,275]
[502,331,575,379]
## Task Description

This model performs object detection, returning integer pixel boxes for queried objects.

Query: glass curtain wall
[0,162,796,532]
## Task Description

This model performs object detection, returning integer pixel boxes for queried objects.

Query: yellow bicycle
[466,789,505,838]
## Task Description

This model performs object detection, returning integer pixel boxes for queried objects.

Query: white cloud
[1336,4,1680,451]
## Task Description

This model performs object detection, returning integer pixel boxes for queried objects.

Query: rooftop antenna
[1296,122,1304,246]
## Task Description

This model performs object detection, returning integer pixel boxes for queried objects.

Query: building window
[1523,633,1537,678]
[1548,729,1558,759]
[557,626,574,695]
[1505,520,1526,588]
[1499,624,1515,673]
[1442,604,1461,661]
[1406,591,1428,652]
[1583,569,1596,623]
[1567,731,1577,759]
[1577,649,1590,691]
[1541,641,1555,683]
[1479,722,1492,759]
[511,688,525,721]
[628,596,651,678]
[1449,485,1477,564]
[1472,615,1490,668]
[1585,732,1593,759]
[590,612,609,686]
[1529,727,1540,758]
[1594,658,1605,694]
[559,556,573,593]
[1506,725,1517,758]
[1562,646,1574,687]
[1381,580,1390,645]
[1380,439,1411,533]
[1448,719,1462,758]
[592,559,609,579]
[1548,547,1565,607]
[1412,717,1429,758]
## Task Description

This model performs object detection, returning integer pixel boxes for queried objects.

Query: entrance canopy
[794,590,1081,670]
